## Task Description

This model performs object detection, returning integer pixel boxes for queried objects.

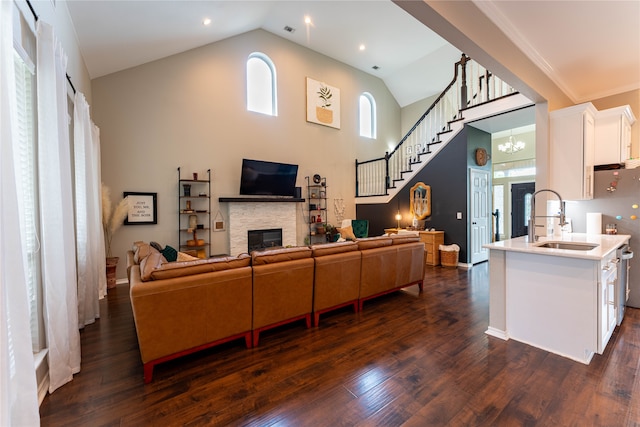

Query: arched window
[359,92,376,138]
[246,52,277,116]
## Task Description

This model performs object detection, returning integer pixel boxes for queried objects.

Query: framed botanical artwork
[123,192,157,225]
[306,77,341,129]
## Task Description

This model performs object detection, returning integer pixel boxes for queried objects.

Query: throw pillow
[336,225,356,241]
[150,241,163,252]
[162,245,178,262]
[176,251,199,262]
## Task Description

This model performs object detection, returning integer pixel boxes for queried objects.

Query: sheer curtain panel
[74,92,105,328]
[36,20,81,393]
[0,1,40,424]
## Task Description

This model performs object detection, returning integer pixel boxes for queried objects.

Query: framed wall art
[306,77,341,129]
[123,192,157,225]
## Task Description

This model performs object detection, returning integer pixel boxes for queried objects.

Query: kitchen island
[483,233,630,364]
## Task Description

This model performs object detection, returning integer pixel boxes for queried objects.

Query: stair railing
[355,54,516,197]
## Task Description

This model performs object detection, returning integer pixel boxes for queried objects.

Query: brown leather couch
[128,236,424,382]
[311,241,361,326]
[358,235,425,310]
[251,246,315,346]
[129,248,253,383]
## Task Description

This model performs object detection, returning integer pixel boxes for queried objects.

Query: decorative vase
[182,184,191,196]
[316,106,333,124]
[106,257,119,289]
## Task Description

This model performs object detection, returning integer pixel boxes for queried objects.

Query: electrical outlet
[456,212,463,220]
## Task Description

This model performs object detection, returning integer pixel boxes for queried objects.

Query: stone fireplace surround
[219,197,303,256]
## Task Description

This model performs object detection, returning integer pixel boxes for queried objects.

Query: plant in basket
[101,183,129,288]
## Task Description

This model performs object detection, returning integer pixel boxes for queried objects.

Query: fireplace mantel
[219,197,304,203]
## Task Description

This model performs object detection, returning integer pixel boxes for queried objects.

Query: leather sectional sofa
[128,236,424,383]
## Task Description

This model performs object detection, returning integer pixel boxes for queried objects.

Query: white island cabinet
[484,234,629,364]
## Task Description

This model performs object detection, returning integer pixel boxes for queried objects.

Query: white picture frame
[306,77,340,129]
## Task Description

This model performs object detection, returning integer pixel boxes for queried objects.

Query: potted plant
[325,223,339,242]
[101,183,129,289]
[316,84,333,124]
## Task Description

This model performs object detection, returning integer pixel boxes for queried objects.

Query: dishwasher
[617,244,634,325]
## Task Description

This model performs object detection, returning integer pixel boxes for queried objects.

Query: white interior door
[470,168,490,264]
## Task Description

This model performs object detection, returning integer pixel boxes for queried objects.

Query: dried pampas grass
[101,183,129,257]
[101,183,112,228]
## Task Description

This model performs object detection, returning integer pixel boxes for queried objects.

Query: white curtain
[74,92,106,328]
[36,20,81,393]
[0,1,40,425]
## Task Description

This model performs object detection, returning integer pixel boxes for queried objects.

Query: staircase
[355,54,525,202]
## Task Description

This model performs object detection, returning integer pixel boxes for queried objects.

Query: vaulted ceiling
[66,1,639,109]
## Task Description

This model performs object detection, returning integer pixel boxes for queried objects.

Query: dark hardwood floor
[39,263,640,426]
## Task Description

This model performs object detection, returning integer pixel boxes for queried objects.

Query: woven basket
[440,250,459,268]
[624,158,640,169]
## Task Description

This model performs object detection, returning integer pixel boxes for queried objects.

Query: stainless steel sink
[534,241,599,251]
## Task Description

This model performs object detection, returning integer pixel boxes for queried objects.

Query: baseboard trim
[485,327,508,340]
[34,349,49,405]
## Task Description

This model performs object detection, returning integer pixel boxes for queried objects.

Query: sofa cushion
[357,236,393,250]
[149,253,251,280]
[336,225,356,241]
[161,245,178,262]
[140,251,167,281]
[251,246,312,265]
[311,241,358,257]
[390,234,420,245]
[150,241,163,252]
[176,251,199,262]
[134,242,158,264]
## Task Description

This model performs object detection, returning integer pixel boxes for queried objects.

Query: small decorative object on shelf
[306,175,328,243]
[178,167,211,258]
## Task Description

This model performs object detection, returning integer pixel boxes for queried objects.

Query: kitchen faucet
[528,189,567,242]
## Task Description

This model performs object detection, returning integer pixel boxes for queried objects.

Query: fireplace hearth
[248,228,283,252]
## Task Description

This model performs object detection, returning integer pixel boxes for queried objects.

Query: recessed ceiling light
[359,44,366,51]
[304,16,312,25]
[203,18,211,26]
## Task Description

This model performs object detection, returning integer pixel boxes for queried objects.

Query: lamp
[498,131,526,154]
[395,211,402,229]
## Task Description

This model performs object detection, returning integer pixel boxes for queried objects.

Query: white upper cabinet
[594,105,636,166]
[550,102,597,201]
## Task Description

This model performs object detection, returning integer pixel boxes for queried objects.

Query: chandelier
[498,133,525,154]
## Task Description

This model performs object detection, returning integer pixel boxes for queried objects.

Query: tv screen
[239,159,299,197]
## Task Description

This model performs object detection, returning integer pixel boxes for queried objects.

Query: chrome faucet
[528,189,567,242]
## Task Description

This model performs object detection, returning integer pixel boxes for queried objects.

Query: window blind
[13,49,43,352]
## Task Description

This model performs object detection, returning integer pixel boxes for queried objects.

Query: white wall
[92,29,402,279]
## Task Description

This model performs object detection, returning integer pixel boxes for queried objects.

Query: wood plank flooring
[39,263,640,426]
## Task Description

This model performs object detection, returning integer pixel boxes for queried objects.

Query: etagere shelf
[178,167,211,258]
[306,175,327,244]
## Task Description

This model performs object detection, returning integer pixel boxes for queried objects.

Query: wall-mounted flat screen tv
[239,159,299,197]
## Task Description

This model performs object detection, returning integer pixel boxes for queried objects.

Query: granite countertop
[483,233,631,260]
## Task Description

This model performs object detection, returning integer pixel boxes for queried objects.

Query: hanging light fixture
[498,131,526,154]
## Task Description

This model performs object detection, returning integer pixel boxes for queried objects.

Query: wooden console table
[419,231,444,266]
[384,229,444,266]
